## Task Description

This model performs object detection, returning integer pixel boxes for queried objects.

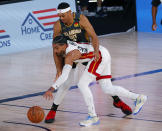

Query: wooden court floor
[0,32,162,131]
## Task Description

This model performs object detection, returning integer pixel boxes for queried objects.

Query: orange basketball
[27,106,45,123]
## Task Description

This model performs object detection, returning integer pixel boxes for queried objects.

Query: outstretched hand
[43,87,55,100]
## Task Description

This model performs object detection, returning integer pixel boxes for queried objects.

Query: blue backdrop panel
[136,0,162,33]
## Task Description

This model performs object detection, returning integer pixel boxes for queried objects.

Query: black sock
[51,103,59,111]
[112,96,120,103]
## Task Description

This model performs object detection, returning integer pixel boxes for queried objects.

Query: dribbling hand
[43,87,55,100]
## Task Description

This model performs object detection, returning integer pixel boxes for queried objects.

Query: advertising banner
[0,0,76,55]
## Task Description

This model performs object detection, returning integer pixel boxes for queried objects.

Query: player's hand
[43,87,54,100]
[94,51,100,62]
[152,23,157,31]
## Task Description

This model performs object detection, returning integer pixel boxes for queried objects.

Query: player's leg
[96,48,133,115]
[45,69,74,123]
[98,50,147,115]
[78,70,100,127]
[99,79,147,115]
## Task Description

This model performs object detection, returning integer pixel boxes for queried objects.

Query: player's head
[53,35,67,57]
[57,2,71,23]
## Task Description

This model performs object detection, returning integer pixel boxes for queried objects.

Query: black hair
[53,35,67,45]
[57,2,70,9]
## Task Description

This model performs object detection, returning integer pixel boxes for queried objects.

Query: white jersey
[66,40,111,78]
[66,40,109,63]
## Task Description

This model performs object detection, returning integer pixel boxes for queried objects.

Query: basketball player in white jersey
[43,35,147,127]
[44,2,133,124]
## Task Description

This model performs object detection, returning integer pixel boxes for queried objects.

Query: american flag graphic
[0,29,10,39]
[22,8,59,31]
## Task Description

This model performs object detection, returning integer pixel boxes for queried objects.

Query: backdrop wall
[136,0,162,33]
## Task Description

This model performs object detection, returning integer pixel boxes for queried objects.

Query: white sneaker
[133,94,147,115]
[79,116,100,127]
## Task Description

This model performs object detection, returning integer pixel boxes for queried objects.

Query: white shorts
[86,46,112,80]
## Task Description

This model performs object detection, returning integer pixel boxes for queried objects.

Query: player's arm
[53,20,63,79]
[151,0,161,31]
[51,50,81,90]
[152,6,158,31]
[43,50,81,100]
[79,14,100,61]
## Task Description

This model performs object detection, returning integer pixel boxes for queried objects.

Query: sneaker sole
[79,120,100,127]
[44,119,55,123]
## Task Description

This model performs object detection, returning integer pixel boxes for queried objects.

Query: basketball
[27,106,45,123]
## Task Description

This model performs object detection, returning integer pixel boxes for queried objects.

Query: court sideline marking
[0,68,161,104]
[0,68,162,129]
[3,121,51,131]
[1,103,162,123]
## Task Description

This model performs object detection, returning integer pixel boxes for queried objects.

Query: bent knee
[101,85,116,95]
